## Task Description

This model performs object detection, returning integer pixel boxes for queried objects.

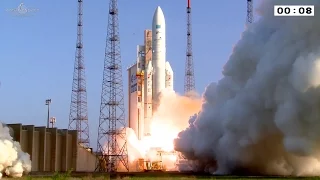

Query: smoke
[123,89,202,171]
[0,123,31,178]
[152,89,202,135]
[174,0,320,176]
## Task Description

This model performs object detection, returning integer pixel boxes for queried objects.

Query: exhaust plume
[0,123,31,178]
[117,89,202,171]
[174,0,320,176]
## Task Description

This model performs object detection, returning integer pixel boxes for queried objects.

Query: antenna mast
[95,0,129,173]
[68,0,90,148]
[247,0,254,24]
[184,0,196,94]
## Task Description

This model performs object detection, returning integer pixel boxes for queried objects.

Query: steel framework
[247,0,253,24]
[184,0,196,94]
[95,0,129,173]
[68,0,90,148]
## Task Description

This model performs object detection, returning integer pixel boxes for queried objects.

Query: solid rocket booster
[152,6,166,108]
[165,61,173,90]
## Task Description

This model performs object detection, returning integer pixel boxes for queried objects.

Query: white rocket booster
[165,61,173,90]
[152,6,166,107]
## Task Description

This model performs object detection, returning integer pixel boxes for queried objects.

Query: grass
[5,171,320,180]
[10,176,320,180]
[5,177,320,180]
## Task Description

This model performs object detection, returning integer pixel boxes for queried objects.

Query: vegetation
[7,170,320,180]
[8,176,320,180]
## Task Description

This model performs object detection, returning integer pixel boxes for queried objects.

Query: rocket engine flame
[174,0,320,176]
[124,89,202,170]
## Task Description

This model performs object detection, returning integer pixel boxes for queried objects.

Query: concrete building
[7,123,96,172]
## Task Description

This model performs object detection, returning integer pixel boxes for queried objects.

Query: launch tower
[184,0,195,94]
[95,0,129,172]
[68,0,90,148]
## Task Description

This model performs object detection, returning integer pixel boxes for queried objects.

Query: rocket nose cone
[153,6,165,26]
[153,6,164,18]
[156,6,162,12]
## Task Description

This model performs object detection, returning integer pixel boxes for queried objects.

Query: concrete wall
[76,145,96,172]
[7,123,96,172]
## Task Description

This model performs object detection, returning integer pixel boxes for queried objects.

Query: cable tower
[184,0,196,94]
[95,0,129,173]
[68,0,90,148]
[247,0,253,24]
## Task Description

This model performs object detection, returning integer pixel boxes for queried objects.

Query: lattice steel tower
[184,0,196,94]
[95,0,129,173]
[68,0,90,148]
[247,0,253,24]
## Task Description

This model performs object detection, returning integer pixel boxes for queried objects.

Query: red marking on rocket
[188,0,190,8]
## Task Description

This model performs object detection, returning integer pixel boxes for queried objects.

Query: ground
[8,172,320,180]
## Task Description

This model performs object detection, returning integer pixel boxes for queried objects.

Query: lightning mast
[95,0,129,173]
[184,0,196,94]
[68,0,90,148]
[247,0,253,24]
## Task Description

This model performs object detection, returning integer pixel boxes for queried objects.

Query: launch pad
[134,147,178,172]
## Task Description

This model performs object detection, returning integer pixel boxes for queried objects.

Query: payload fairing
[127,6,173,140]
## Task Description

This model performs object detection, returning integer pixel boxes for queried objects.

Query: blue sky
[0,0,261,146]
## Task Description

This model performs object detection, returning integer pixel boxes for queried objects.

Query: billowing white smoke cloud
[174,0,320,176]
[0,123,31,178]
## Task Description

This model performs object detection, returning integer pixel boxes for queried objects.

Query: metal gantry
[184,0,196,94]
[247,0,254,24]
[95,0,129,173]
[68,0,90,148]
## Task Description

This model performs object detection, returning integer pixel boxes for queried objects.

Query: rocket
[128,6,174,138]
[151,6,167,111]
[144,6,173,136]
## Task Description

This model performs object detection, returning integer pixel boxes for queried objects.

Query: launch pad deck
[28,171,318,179]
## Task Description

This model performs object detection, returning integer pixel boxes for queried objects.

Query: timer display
[274,5,314,16]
